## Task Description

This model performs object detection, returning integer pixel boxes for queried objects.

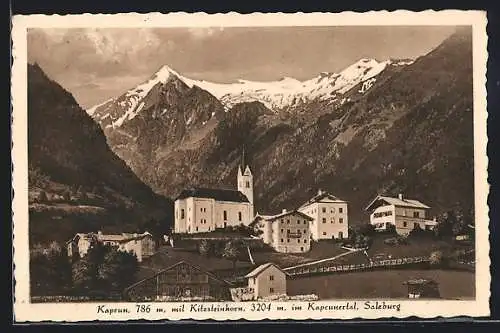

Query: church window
[223,211,227,220]
[246,181,250,188]
[238,212,242,221]
[181,209,185,219]
[196,227,198,232]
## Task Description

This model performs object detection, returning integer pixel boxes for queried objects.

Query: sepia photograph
[11,11,489,321]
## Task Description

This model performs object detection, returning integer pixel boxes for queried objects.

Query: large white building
[174,161,254,234]
[252,209,313,253]
[298,189,349,240]
[365,194,437,235]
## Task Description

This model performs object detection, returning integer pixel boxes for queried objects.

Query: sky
[28,26,458,109]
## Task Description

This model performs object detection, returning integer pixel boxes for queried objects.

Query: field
[287,269,475,300]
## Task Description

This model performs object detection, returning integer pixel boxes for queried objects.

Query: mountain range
[28,28,473,241]
[27,64,172,243]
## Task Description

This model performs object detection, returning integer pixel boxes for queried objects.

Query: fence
[283,256,430,277]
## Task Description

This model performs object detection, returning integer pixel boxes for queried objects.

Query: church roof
[175,187,250,203]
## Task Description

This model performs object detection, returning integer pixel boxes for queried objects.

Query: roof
[67,231,153,244]
[299,191,347,208]
[365,195,431,211]
[175,187,249,203]
[404,279,438,285]
[244,263,288,278]
[124,260,233,293]
[254,210,314,222]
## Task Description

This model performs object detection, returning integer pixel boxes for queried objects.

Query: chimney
[282,208,287,214]
[398,193,403,200]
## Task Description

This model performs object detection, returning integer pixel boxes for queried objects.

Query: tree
[72,237,139,295]
[62,190,71,202]
[386,224,397,235]
[30,241,72,296]
[198,239,212,257]
[98,250,139,291]
[222,241,241,272]
[358,224,376,237]
[38,190,48,202]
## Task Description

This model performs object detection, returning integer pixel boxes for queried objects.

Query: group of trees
[434,207,474,239]
[30,238,139,298]
[198,239,246,269]
[344,224,376,249]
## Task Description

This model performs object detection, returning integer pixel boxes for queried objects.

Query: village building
[298,189,349,240]
[174,159,254,234]
[123,261,232,301]
[365,194,438,235]
[244,263,288,300]
[252,209,313,253]
[66,231,155,262]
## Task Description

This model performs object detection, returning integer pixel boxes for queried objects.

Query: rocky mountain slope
[27,64,172,243]
[88,28,474,224]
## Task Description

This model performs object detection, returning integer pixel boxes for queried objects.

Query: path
[283,248,364,271]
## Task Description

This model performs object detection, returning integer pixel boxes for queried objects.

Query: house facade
[124,261,232,301]
[174,162,254,234]
[244,263,287,300]
[365,194,436,235]
[66,231,155,262]
[298,189,349,240]
[252,210,313,253]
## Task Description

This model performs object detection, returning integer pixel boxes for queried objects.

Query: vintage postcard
[11,11,489,322]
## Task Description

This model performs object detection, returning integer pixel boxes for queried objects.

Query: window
[323,232,327,236]
[287,239,290,243]
[303,229,306,233]
[281,229,283,233]
[300,247,304,251]
[339,218,343,224]
[223,211,227,220]
[196,227,199,231]
[200,208,203,212]
[246,181,250,188]
[270,288,274,293]
[287,219,290,224]
[304,239,307,243]
[238,212,242,221]
[269,275,274,281]
[414,222,419,228]
[303,220,307,224]
[338,231,344,239]
[287,229,290,234]
[322,218,326,224]
[403,222,408,227]
[413,211,420,218]
[281,239,284,243]
[322,207,326,213]
[181,209,185,219]
[297,239,300,243]
[339,207,343,213]
[297,219,300,224]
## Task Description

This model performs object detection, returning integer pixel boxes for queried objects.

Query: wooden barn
[123,261,233,302]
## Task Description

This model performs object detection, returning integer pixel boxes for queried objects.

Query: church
[173,156,255,234]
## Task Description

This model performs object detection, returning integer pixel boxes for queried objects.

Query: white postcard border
[11,10,490,322]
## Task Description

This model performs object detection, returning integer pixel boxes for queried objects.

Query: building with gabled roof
[66,231,155,262]
[365,193,437,235]
[298,189,349,240]
[174,151,254,234]
[252,209,313,253]
[123,260,233,302]
[244,262,288,300]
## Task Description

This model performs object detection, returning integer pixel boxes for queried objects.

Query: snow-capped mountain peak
[87,57,411,129]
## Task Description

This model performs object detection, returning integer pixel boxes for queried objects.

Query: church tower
[237,147,254,217]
